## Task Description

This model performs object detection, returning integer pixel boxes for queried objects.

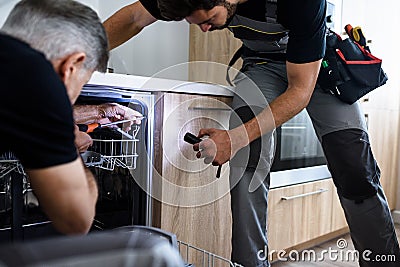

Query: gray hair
[1,0,108,72]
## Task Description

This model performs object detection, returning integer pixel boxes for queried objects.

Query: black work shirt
[139,0,326,63]
[0,33,78,169]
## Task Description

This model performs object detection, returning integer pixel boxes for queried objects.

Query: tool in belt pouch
[317,24,388,104]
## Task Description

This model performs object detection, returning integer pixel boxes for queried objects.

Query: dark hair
[158,0,225,20]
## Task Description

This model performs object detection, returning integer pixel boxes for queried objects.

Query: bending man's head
[158,0,238,32]
[1,0,109,102]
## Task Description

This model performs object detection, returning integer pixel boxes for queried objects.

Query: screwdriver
[184,132,222,178]
[77,118,143,133]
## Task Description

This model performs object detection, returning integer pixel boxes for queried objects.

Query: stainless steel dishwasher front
[79,85,155,228]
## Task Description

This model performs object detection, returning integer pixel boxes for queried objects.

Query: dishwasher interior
[81,94,153,230]
[0,85,154,242]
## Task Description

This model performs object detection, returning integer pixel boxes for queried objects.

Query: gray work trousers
[229,59,400,267]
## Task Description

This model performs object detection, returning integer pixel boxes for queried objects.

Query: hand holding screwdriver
[184,132,222,178]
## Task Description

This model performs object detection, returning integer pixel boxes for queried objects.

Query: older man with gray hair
[0,0,108,235]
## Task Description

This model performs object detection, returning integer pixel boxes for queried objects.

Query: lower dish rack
[0,124,141,224]
[0,152,29,214]
[0,152,25,180]
[178,240,241,267]
[115,226,241,267]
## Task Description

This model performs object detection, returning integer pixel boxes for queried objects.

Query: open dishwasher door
[78,83,155,229]
[0,226,185,267]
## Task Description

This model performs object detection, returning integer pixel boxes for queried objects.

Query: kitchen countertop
[87,72,234,97]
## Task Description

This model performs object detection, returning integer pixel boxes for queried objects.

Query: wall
[0,0,19,27]
[99,0,189,77]
[0,0,99,27]
[327,0,342,33]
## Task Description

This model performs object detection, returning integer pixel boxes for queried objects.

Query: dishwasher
[79,85,238,267]
[0,84,155,242]
[80,83,239,267]
[0,78,239,266]
[78,84,155,230]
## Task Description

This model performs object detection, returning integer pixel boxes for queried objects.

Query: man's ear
[59,52,86,83]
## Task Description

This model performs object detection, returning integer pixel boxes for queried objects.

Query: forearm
[63,162,98,234]
[84,167,98,208]
[73,105,100,124]
[234,86,311,146]
[27,159,98,235]
[196,62,321,166]
[103,3,156,50]
[233,60,321,148]
[104,10,142,50]
[58,164,97,234]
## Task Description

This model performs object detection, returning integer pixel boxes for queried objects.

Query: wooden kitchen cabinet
[189,25,242,85]
[268,179,347,253]
[152,92,233,266]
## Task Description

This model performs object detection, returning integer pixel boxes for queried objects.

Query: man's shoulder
[236,0,269,21]
[139,0,168,21]
[0,34,46,63]
[0,34,62,90]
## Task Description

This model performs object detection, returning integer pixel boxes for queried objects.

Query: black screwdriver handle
[184,132,202,144]
[77,124,88,132]
[183,132,222,178]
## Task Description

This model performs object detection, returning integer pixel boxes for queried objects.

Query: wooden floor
[271,224,400,266]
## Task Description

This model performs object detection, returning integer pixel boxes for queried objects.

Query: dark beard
[209,1,237,31]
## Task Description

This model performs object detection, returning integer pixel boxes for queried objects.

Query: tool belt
[317,26,388,104]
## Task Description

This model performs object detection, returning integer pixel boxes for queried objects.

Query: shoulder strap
[226,46,244,86]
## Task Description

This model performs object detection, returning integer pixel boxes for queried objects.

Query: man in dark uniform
[104,0,400,266]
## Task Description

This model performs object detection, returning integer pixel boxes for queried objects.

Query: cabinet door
[268,179,335,252]
[154,93,233,266]
[189,25,242,85]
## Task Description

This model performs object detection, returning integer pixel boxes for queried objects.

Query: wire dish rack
[178,240,242,267]
[0,152,26,179]
[0,124,141,212]
[1,124,141,176]
[115,225,241,267]
[83,125,141,171]
[0,152,31,213]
